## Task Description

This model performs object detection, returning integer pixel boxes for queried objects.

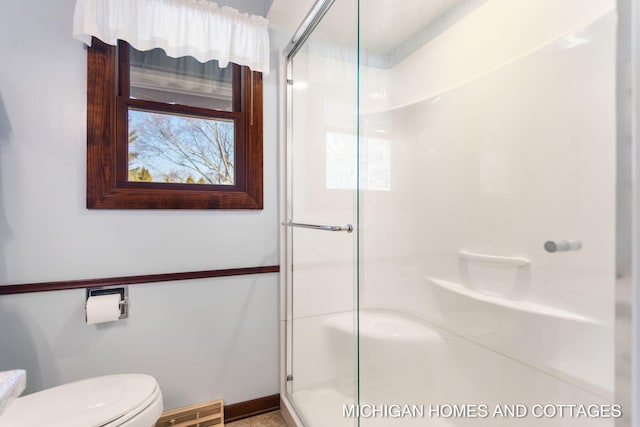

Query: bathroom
[0,0,638,426]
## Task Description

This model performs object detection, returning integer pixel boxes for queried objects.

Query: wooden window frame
[86,38,263,209]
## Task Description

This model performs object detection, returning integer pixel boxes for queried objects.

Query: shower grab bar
[281,221,353,233]
[458,250,530,267]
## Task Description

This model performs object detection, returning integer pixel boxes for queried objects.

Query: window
[86,38,263,209]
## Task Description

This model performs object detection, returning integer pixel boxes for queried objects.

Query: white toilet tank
[0,374,163,427]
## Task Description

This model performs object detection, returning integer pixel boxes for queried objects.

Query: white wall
[361,0,616,112]
[0,0,280,410]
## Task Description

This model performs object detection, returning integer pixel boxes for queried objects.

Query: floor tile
[226,410,288,427]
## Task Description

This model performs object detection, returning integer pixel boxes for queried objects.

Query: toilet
[0,374,163,427]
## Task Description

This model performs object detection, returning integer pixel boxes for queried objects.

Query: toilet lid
[0,374,159,427]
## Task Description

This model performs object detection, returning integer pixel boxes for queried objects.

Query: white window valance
[72,0,270,74]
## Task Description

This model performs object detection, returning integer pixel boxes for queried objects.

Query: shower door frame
[619,0,640,425]
[616,0,640,426]
[279,1,360,426]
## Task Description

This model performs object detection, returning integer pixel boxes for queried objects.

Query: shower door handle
[281,221,353,233]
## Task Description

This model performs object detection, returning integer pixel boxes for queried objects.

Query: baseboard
[224,394,280,423]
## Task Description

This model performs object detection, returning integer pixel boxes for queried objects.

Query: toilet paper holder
[86,286,129,320]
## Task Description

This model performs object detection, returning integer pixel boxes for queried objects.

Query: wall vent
[155,399,224,427]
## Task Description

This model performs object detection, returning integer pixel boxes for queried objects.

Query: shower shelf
[458,250,530,267]
[425,276,597,324]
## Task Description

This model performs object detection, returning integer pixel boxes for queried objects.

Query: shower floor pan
[289,310,614,427]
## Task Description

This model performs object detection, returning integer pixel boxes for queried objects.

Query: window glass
[128,109,235,185]
[129,46,234,111]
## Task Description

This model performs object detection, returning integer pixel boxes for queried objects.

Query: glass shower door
[284,1,359,426]
[356,1,617,426]
[283,0,620,425]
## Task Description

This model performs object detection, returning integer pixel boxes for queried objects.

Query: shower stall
[279,0,633,426]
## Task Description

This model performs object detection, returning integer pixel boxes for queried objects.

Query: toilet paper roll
[86,294,122,324]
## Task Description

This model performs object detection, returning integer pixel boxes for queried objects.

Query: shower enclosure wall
[280,0,623,426]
